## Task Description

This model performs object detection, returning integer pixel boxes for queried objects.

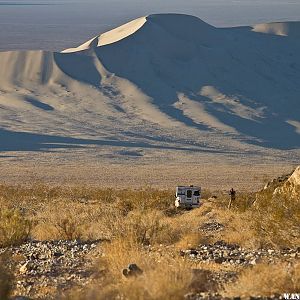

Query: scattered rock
[182,241,299,266]
[185,292,285,300]
[19,261,31,274]
[122,263,143,278]
[201,221,224,233]
[214,257,225,264]
[0,240,100,299]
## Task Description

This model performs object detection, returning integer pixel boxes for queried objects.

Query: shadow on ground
[0,128,232,154]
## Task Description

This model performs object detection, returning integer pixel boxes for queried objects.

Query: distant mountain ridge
[0,14,299,156]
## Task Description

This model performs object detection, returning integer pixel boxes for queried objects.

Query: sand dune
[252,22,300,37]
[62,16,148,53]
[0,14,299,162]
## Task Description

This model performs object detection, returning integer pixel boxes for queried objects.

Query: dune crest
[0,14,299,158]
[62,16,147,53]
[252,21,300,37]
[62,14,216,53]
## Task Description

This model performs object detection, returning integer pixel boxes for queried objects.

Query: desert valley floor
[0,14,299,189]
[0,149,298,191]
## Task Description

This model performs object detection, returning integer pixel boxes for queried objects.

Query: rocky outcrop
[274,166,300,200]
[256,166,300,203]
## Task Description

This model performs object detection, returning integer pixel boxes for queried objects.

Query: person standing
[228,188,236,209]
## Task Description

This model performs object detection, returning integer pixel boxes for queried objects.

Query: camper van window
[194,190,200,196]
[187,190,192,198]
[177,189,185,196]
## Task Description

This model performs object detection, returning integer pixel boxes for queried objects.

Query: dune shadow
[202,101,300,150]
[24,96,54,111]
[54,52,101,87]
[93,18,300,150]
[0,128,233,154]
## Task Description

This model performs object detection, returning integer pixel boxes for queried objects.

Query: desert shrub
[115,188,174,214]
[210,187,300,248]
[201,189,216,200]
[66,254,192,300]
[210,208,261,248]
[222,262,300,298]
[0,208,31,247]
[124,210,180,245]
[32,200,105,241]
[252,189,300,248]
[213,191,255,212]
[98,238,193,300]
[100,208,181,246]
[0,184,175,215]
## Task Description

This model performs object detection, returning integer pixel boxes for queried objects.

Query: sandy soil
[0,149,296,191]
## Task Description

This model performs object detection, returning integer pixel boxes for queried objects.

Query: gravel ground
[181,240,299,266]
[1,238,299,300]
[1,240,101,299]
[0,159,296,191]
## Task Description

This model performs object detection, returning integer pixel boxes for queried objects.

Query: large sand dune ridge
[0,14,299,167]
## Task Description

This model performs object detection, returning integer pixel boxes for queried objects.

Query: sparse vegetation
[0,208,31,248]
[223,262,300,298]
[0,174,299,299]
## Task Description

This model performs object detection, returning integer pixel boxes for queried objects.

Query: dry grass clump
[0,208,31,248]
[66,256,193,300]
[93,238,193,300]
[129,258,192,300]
[32,200,109,241]
[100,208,182,246]
[0,184,174,213]
[222,262,300,298]
[0,184,177,242]
[252,189,300,248]
[115,188,175,213]
[83,205,213,300]
[210,208,261,249]
[209,188,300,249]
[0,183,176,242]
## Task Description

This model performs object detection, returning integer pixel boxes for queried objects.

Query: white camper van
[175,186,201,209]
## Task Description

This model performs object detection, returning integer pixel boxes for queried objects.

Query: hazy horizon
[0,0,300,51]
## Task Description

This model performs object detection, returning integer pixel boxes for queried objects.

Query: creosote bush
[0,208,31,248]
[104,209,181,245]
[32,200,105,241]
[223,262,300,298]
